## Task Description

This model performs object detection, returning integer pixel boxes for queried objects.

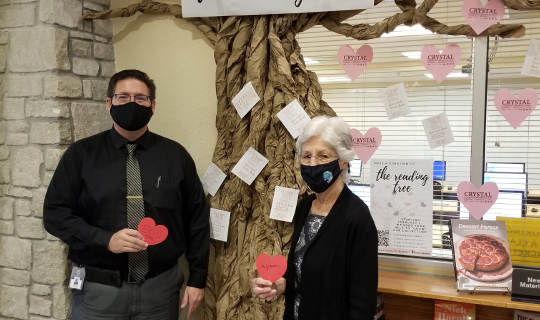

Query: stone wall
[0,0,114,318]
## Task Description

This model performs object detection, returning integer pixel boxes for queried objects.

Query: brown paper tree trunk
[82,0,535,318]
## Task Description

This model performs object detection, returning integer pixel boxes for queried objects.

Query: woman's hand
[251,277,285,301]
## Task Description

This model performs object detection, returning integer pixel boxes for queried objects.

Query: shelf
[378,270,540,312]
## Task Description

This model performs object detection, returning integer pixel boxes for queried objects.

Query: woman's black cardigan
[283,186,378,320]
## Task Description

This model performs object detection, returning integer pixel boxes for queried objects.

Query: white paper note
[381,83,411,120]
[210,208,231,242]
[422,112,455,149]
[231,147,269,185]
[521,39,540,78]
[269,186,299,222]
[200,163,227,197]
[232,82,260,118]
[276,100,311,138]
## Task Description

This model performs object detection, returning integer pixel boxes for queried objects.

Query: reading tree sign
[183,0,375,17]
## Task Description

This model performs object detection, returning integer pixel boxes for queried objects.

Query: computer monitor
[349,159,362,178]
[483,172,527,193]
[485,162,525,173]
[460,191,524,220]
[433,161,446,181]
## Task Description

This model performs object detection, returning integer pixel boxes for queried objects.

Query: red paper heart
[256,253,287,283]
[138,217,168,245]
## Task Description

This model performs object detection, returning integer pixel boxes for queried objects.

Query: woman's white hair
[296,115,355,182]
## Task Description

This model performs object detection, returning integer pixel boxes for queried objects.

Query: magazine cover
[450,219,513,292]
[434,300,475,320]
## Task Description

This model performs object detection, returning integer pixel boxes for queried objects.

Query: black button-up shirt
[43,128,210,288]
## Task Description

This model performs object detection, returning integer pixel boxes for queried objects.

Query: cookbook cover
[450,219,513,292]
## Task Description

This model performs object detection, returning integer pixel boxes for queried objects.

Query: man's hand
[180,286,204,319]
[108,228,148,253]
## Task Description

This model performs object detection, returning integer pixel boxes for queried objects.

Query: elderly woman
[251,115,378,320]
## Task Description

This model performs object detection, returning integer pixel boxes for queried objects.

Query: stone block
[43,171,53,187]
[0,236,32,269]
[83,80,92,98]
[32,284,51,296]
[0,162,10,184]
[45,149,65,171]
[7,121,30,133]
[16,217,45,239]
[70,31,93,40]
[0,121,5,144]
[46,232,60,241]
[95,35,107,43]
[0,146,9,160]
[32,189,46,217]
[0,221,14,234]
[15,199,31,216]
[0,31,8,45]
[93,42,114,60]
[93,19,113,38]
[71,39,91,58]
[0,285,28,319]
[91,0,110,6]
[30,296,51,316]
[0,3,35,28]
[2,98,25,120]
[73,58,99,77]
[14,0,38,3]
[0,45,5,73]
[52,285,70,319]
[91,80,108,101]
[1,268,30,286]
[0,197,14,219]
[26,100,70,118]
[39,0,82,28]
[72,103,112,141]
[30,122,72,145]
[9,27,70,72]
[5,186,33,198]
[12,147,43,188]
[101,61,115,77]
[6,134,29,146]
[83,1,104,11]
[4,75,42,97]
[33,241,68,285]
[44,75,82,98]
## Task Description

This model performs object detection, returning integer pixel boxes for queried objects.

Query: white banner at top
[182,0,375,18]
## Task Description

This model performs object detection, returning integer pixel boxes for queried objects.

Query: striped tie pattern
[126,143,148,282]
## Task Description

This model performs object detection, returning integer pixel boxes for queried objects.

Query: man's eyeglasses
[113,94,151,105]
[300,153,338,165]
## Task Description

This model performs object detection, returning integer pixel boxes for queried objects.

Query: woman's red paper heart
[138,217,168,245]
[256,253,287,283]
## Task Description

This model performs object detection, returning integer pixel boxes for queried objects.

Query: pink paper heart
[421,44,461,84]
[457,181,499,220]
[494,88,538,129]
[337,45,373,82]
[350,128,382,164]
[256,253,287,283]
[138,217,169,245]
[462,0,505,35]
[405,202,410,206]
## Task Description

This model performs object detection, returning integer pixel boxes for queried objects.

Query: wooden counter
[378,270,540,319]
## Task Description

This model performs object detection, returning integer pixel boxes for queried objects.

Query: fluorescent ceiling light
[424,73,469,79]
[401,51,422,59]
[318,77,350,83]
[382,24,434,38]
[304,57,320,65]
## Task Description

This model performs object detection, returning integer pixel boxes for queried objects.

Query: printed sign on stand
[370,159,433,257]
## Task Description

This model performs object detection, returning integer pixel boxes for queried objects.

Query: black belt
[75,264,172,287]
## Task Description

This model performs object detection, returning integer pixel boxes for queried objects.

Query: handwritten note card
[276,100,311,139]
[232,82,260,118]
[210,208,231,242]
[231,147,269,185]
[201,163,227,196]
[422,112,455,149]
[381,83,411,120]
[521,39,540,78]
[269,186,299,222]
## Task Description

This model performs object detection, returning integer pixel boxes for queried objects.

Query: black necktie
[126,143,148,282]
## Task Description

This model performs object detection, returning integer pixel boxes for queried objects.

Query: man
[43,69,210,320]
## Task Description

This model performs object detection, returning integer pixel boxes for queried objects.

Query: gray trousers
[71,264,184,320]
